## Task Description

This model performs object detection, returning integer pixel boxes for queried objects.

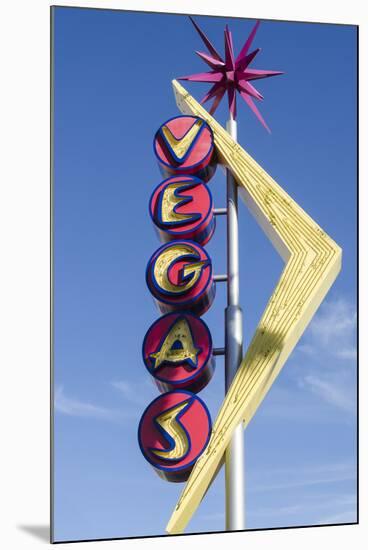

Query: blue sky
[52,7,357,542]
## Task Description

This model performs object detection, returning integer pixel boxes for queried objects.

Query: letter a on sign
[142,313,215,394]
[149,317,200,371]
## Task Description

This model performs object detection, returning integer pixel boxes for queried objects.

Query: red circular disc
[138,390,212,482]
[149,175,215,245]
[153,115,217,182]
[146,240,215,317]
[142,312,215,393]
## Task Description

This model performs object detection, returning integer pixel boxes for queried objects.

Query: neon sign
[149,175,215,245]
[153,115,217,181]
[140,14,342,530]
[142,312,214,393]
[139,115,217,481]
[138,390,212,483]
[146,240,214,316]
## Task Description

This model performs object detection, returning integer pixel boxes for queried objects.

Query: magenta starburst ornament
[178,18,283,132]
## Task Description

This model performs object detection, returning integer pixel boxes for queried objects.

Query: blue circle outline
[137,389,212,473]
[141,312,214,387]
[153,114,215,173]
[148,175,214,239]
[145,239,214,307]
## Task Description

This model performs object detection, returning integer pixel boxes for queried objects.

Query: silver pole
[225,116,245,530]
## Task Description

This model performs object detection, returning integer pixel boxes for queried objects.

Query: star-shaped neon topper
[178,17,284,132]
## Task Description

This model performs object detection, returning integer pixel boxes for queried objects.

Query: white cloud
[221,296,357,530]
[252,504,302,517]
[291,296,357,414]
[249,461,356,493]
[318,508,357,525]
[302,375,355,413]
[197,512,225,523]
[302,297,357,361]
[250,493,356,525]
[55,378,160,423]
[336,347,357,361]
[54,385,135,422]
[316,494,357,524]
[111,380,143,404]
[258,384,335,423]
[111,378,156,406]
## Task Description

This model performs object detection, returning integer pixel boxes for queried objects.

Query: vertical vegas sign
[138,17,342,535]
[138,114,218,483]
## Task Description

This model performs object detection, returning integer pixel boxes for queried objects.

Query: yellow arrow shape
[166,80,342,534]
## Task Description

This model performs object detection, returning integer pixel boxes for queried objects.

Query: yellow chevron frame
[166,80,342,534]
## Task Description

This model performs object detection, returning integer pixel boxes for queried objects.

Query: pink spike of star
[178,17,284,130]
[195,51,225,70]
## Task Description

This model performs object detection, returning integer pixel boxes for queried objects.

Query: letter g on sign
[146,240,215,317]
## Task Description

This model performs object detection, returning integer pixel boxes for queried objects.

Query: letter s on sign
[138,390,212,482]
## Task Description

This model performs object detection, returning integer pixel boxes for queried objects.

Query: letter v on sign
[159,119,204,163]
[166,80,342,534]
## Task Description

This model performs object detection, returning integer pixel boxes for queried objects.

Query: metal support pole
[214,274,228,283]
[225,116,245,530]
[214,207,228,216]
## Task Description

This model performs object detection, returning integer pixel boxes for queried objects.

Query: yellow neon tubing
[166,80,342,534]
